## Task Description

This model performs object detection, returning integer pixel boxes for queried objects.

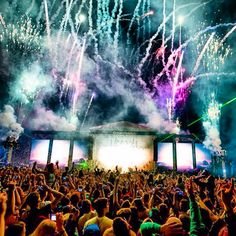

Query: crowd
[0,161,235,236]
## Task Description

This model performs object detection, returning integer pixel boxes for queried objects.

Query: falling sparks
[0,17,41,54]
[0,0,234,138]
[203,94,222,153]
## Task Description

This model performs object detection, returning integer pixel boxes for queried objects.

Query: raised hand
[56,212,66,233]
[185,177,194,197]
[0,193,7,215]
[221,178,234,210]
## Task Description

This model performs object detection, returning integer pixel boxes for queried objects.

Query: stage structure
[28,130,92,168]
[89,122,156,172]
[27,121,157,171]
[155,135,212,172]
[1,121,219,173]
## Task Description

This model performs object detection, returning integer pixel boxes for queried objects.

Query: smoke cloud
[0,105,24,140]
[26,105,77,131]
[203,122,222,153]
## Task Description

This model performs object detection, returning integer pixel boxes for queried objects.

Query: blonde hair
[30,219,56,236]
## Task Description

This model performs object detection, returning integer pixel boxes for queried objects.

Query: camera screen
[50,214,56,221]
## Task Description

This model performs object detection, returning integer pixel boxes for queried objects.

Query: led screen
[30,139,50,165]
[157,143,173,168]
[195,143,211,169]
[176,143,193,170]
[51,140,70,166]
[72,140,89,163]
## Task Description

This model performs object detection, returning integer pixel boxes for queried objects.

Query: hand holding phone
[50,213,56,221]
[62,176,67,181]
[38,186,44,191]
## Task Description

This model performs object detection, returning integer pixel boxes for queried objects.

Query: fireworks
[207,97,221,120]
[0,0,235,144]
[0,17,41,54]
[203,94,222,153]
[11,64,52,104]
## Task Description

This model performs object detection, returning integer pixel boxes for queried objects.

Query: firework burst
[0,0,235,137]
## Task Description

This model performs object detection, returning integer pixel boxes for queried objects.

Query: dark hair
[202,170,209,176]
[116,208,132,221]
[199,208,212,231]
[5,222,25,236]
[92,189,100,201]
[60,196,70,207]
[133,198,146,212]
[46,163,54,173]
[203,199,213,211]
[59,185,69,195]
[94,198,108,217]
[179,199,189,212]
[113,217,131,236]
[81,199,92,213]
[26,192,40,208]
[179,214,190,232]
[121,200,131,208]
[158,203,169,223]
[143,193,150,203]
[178,176,183,184]
[149,208,161,223]
[70,193,80,207]
[129,207,140,233]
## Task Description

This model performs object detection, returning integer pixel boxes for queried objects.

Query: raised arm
[221,178,236,236]
[0,193,7,236]
[6,181,16,215]
[43,184,64,210]
[140,220,183,235]
[32,162,46,174]
[113,176,120,206]
[56,212,68,236]
[195,195,220,222]
[185,177,206,236]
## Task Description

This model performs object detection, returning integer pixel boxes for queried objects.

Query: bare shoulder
[103,227,114,236]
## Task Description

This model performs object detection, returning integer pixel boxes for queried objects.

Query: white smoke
[0,105,24,140]
[203,121,222,153]
[28,105,77,131]
[136,94,177,133]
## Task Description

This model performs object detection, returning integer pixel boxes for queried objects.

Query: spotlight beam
[187,117,204,127]
[187,96,236,127]
[160,95,236,142]
[191,133,201,142]
[160,133,176,142]
[221,96,236,108]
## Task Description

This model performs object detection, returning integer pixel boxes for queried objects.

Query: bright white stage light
[96,145,152,172]
[157,143,173,168]
[176,143,193,170]
[30,139,50,164]
[51,140,70,166]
